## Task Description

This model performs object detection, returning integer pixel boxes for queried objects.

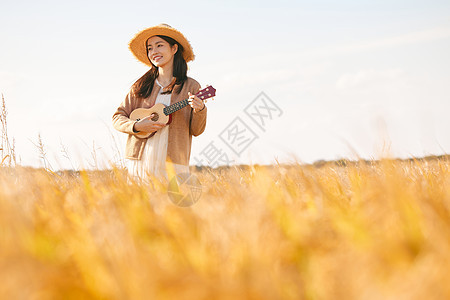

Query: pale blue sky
[1,0,450,169]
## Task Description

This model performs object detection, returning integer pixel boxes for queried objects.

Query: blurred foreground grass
[1,158,450,299]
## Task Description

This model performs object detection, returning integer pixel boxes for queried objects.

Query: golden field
[1,157,450,300]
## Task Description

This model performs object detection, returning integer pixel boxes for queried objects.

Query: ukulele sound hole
[151,113,159,121]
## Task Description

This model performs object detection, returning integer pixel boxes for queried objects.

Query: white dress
[126,79,189,183]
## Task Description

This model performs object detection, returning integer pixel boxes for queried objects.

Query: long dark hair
[131,35,188,99]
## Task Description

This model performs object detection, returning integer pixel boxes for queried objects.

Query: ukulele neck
[161,85,215,116]
[163,98,191,116]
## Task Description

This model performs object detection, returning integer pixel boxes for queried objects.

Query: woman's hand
[188,92,206,113]
[133,113,166,133]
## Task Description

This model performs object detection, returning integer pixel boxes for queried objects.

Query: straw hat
[128,23,195,67]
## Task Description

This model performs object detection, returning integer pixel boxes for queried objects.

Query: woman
[112,24,207,183]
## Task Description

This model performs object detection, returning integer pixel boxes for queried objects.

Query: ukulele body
[129,103,173,139]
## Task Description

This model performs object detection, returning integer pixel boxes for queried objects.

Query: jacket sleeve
[189,82,208,137]
[112,91,139,135]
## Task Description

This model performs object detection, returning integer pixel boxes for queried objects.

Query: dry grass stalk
[1,159,450,299]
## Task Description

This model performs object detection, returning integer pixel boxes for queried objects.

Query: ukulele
[130,85,216,139]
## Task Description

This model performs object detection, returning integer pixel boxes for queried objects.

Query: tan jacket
[112,77,207,165]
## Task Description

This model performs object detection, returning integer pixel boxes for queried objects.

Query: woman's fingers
[188,93,205,111]
[142,114,164,124]
[136,116,166,133]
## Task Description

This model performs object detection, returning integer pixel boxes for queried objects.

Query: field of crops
[1,157,449,299]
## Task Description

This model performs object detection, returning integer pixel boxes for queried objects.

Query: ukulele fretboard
[163,99,190,116]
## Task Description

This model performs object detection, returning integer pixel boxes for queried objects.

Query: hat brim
[129,25,195,67]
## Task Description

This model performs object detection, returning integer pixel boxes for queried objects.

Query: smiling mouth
[153,56,162,61]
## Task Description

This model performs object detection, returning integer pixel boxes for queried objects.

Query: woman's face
[146,36,178,68]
